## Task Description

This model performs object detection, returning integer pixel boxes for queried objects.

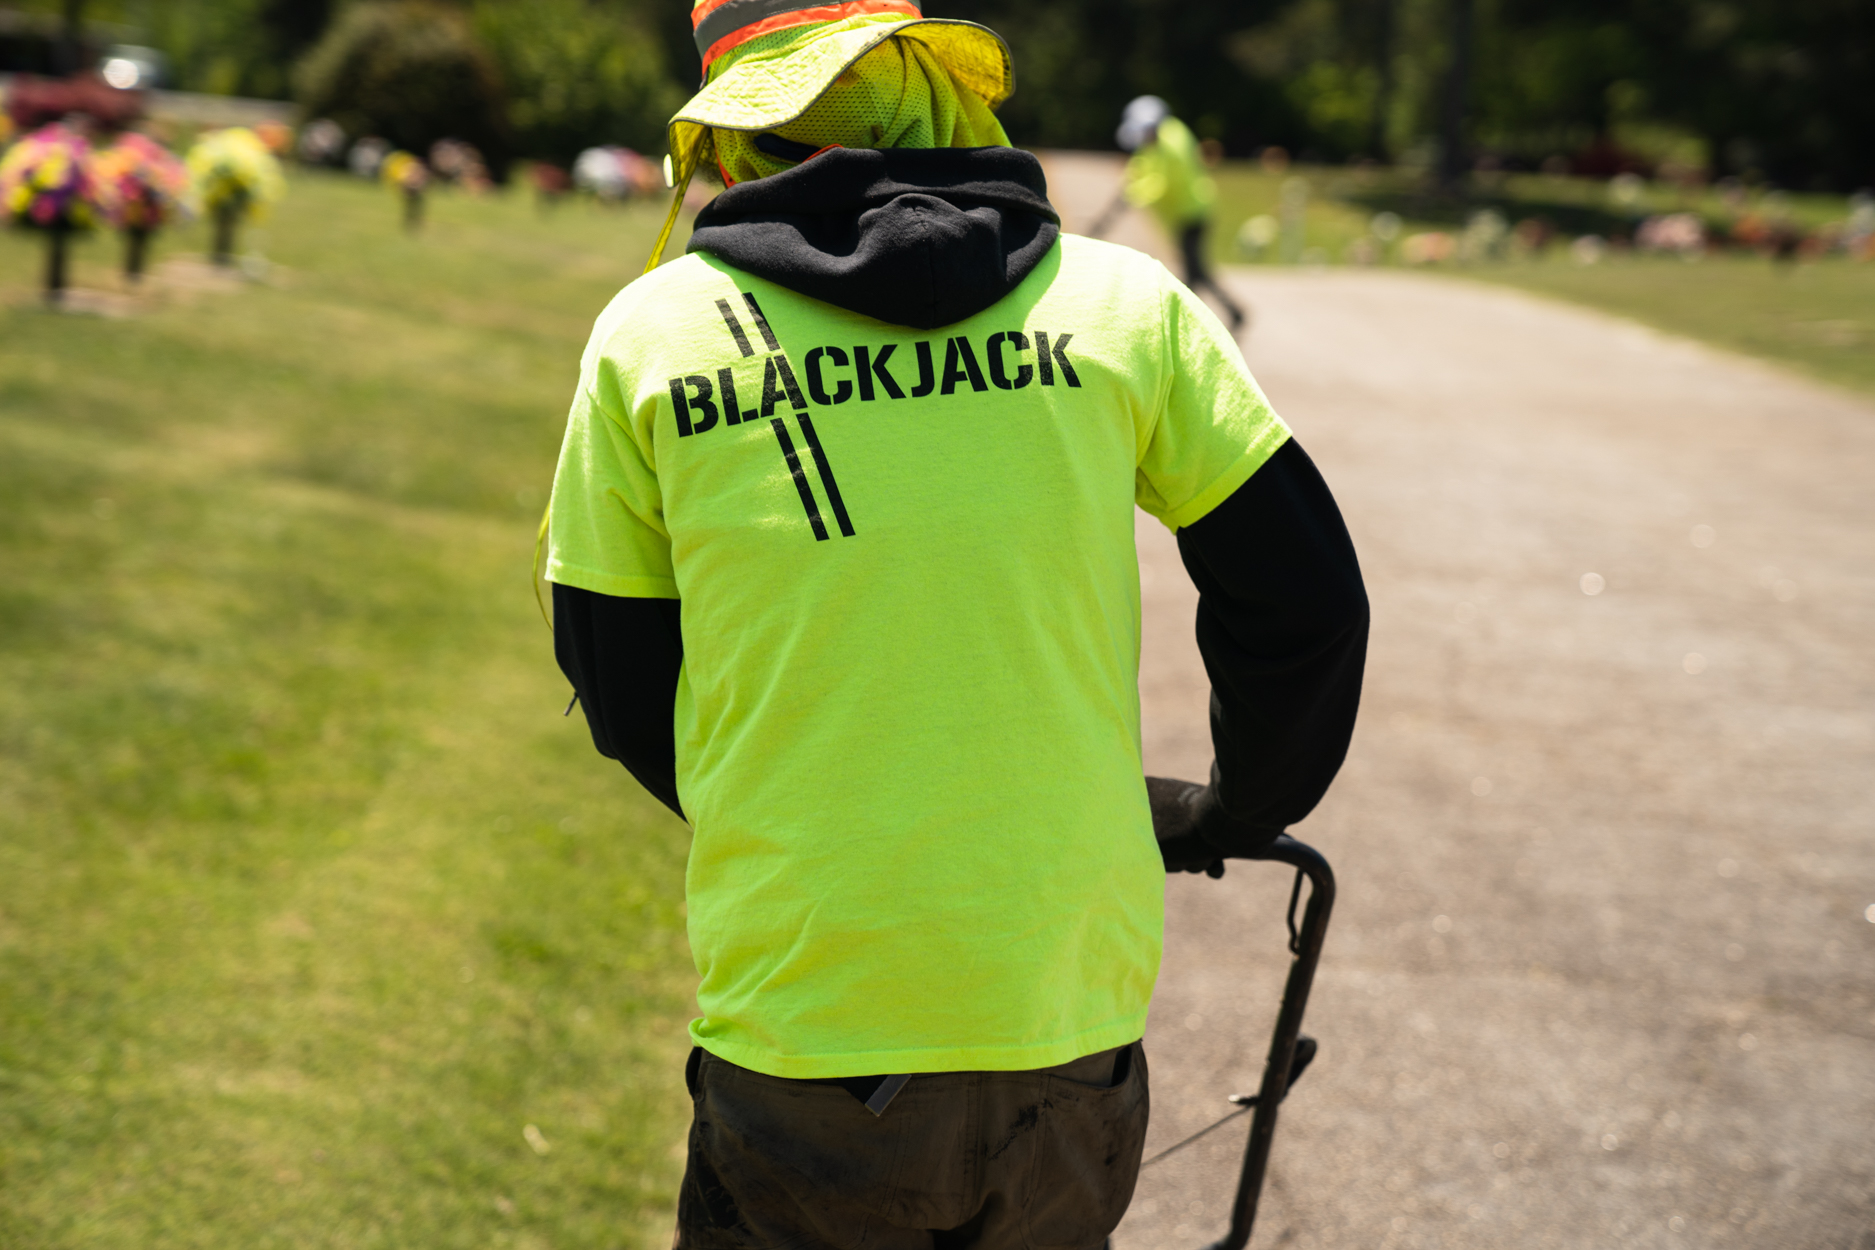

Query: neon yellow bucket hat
[644,0,1014,271]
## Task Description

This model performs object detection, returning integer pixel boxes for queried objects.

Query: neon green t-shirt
[1124,116,1216,231]
[547,233,1289,1079]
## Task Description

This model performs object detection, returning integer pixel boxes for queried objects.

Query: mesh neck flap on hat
[713,36,1008,185]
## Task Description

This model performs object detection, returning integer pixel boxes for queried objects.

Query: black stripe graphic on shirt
[715,299,754,357]
[742,292,782,351]
[792,411,855,537]
[770,417,829,541]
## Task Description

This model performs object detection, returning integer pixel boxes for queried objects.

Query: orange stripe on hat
[693,0,921,77]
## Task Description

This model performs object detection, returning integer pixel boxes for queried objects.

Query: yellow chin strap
[533,504,553,628]
[645,125,709,274]
[536,127,709,630]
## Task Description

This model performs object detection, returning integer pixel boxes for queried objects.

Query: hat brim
[669,19,1011,159]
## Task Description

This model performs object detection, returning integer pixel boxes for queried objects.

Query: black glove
[1146,775,1284,877]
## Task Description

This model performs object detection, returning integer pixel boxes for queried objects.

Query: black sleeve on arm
[1173,437,1369,853]
[552,581,686,820]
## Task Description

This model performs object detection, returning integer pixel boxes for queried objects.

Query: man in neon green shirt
[545,5,1367,1246]
[1117,94,1248,334]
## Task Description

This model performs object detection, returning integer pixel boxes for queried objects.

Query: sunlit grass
[1467,256,1875,399]
[0,172,697,1249]
[1206,162,1875,398]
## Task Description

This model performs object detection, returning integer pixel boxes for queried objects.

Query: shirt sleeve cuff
[545,557,678,600]
[1160,426,1292,532]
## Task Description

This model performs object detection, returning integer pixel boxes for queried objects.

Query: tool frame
[1203,833,1336,1250]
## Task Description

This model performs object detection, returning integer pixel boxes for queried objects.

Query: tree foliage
[2,0,331,97]
[471,0,682,162]
[1637,0,1874,189]
[1210,0,1873,185]
[25,0,1871,187]
[295,2,510,175]
[935,0,1303,152]
[934,0,1872,186]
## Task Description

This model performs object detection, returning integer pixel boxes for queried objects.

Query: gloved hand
[1147,776,1226,877]
[1146,775,1283,877]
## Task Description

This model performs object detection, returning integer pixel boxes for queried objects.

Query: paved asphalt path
[1039,152,1875,1250]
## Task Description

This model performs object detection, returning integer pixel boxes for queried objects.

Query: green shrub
[473,0,682,163]
[295,2,511,177]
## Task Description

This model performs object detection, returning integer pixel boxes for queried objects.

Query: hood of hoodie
[686,146,1061,331]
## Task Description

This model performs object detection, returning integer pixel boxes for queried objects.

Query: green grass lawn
[0,173,698,1249]
[1466,256,1875,398]
[1207,162,1875,399]
[1,153,1867,1250]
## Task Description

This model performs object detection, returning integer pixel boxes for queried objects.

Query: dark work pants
[676,1043,1150,1250]
[1178,220,1246,331]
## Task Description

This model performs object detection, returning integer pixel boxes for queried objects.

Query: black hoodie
[688,147,1060,329]
[554,147,1368,864]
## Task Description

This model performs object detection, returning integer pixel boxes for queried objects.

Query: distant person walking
[1115,95,1247,334]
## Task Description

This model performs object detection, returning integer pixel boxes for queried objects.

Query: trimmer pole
[1207,835,1336,1250]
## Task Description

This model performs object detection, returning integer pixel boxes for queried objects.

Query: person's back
[545,6,1367,1247]
[552,203,1292,1075]
[1125,113,1214,232]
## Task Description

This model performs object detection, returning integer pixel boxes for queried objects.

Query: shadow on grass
[1341,186,1649,238]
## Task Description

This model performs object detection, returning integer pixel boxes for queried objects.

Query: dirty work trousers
[676,1042,1150,1250]
[1177,220,1247,331]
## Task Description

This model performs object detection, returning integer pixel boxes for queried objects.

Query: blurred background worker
[1115,94,1247,334]
[546,2,1367,1248]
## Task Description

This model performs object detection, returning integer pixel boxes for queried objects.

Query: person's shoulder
[1051,233,1181,303]
[578,253,796,378]
[1059,231,1178,272]
[588,253,730,352]
[1157,116,1199,150]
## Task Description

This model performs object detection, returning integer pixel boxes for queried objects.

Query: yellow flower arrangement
[186,127,286,221]
[380,150,430,192]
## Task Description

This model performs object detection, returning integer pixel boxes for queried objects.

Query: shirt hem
[693,1015,1151,1080]
[1162,423,1292,532]
[545,557,678,600]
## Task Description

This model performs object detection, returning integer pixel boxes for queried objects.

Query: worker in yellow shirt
[1116,94,1247,334]
[543,6,1366,1246]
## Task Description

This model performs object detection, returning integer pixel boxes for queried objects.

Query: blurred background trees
[471,0,678,164]
[0,0,1867,188]
[296,3,509,174]
[939,0,1873,189]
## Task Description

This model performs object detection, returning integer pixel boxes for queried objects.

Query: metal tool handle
[1084,186,1130,240]
[1205,834,1336,1250]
